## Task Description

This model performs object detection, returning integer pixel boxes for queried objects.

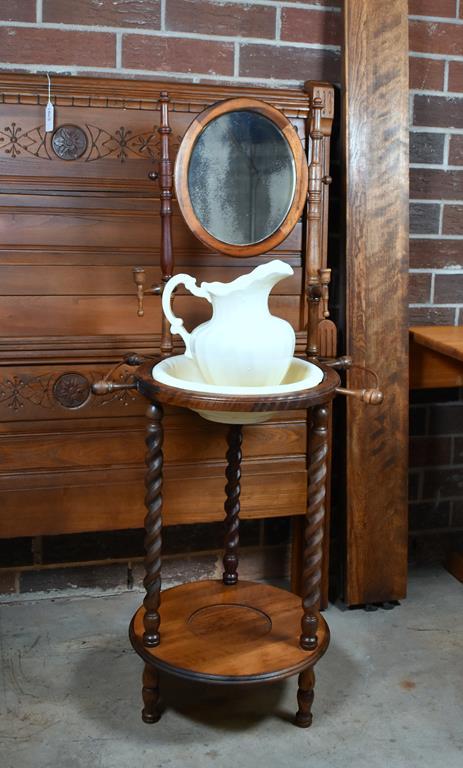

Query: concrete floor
[0,567,462,768]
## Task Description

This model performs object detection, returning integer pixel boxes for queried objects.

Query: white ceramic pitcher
[162,259,296,387]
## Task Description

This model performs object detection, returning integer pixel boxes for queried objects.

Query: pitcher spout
[202,259,294,297]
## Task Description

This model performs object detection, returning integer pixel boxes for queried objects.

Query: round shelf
[135,360,339,415]
[129,580,330,685]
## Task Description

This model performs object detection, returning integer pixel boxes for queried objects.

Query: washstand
[93,92,382,727]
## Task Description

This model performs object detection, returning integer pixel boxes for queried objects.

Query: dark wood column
[343,0,409,605]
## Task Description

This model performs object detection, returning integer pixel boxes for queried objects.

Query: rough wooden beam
[343,0,409,605]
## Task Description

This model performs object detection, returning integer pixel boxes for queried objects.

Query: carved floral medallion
[52,124,88,160]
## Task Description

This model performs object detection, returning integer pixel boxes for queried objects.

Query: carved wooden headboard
[0,74,333,545]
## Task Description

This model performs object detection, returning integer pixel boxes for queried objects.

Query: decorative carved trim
[0,374,56,411]
[0,121,51,159]
[0,73,312,118]
[0,121,180,163]
[0,369,138,412]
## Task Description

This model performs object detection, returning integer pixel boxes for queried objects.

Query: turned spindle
[300,404,328,650]
[222,424,243,586]
[143,403,164,648]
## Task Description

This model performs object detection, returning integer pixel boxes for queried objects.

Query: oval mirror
[188,111,295,246]
[175,98,308,257]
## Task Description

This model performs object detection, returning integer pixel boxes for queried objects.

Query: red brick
[123,35,234,75]
[0,27,116,66]
[409,20,463,56]
[44,0,161,28]
[434,272,463,302]
[455,438,463,458]
[410,239,463,269]
[409,272,432,302]
[409,436,452,467]
[410,203,440,234]
[410,131,445,163]
[239,43,340,82]
[409,501,451,531]
[409,470,421,499]
[166,0,276,39]
[284,0,340,6]
[410,168,463,199]
[408,0,456,17]
[449,135,463,165]
[430,405,463,435]
[0,0,35,21]
[409,306,456,324]
[448,61,463,92]
[443,205,463,235]
[409,57,445,90]
[280,8,342,46]
[453,501,463,524]
[413,95,463,128]
[0,570,16,595]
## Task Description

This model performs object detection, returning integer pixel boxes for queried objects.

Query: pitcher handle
[162,274,211,358]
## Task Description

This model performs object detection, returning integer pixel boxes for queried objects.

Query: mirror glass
[187,110,296,246]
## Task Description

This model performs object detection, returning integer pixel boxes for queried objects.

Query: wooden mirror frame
[174,97,308,257]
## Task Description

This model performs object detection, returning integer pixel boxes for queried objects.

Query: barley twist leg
[143,403,163,648]
[222,424,242,586]
[300,404,328,650]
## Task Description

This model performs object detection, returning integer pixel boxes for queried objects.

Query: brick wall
[408,0,463,559]
[409,0,463,326]
[0,0,341,85]
[409,387,463,561]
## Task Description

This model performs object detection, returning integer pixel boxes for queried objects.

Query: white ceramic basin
[152,355,324,424]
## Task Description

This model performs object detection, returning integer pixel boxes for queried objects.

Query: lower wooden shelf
[129,579,329,685]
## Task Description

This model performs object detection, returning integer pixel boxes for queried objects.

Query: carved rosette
[53,373,91,408]
[52,125,88,160]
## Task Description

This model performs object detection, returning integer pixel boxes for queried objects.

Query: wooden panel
[0,264,303,296]
[344,0,409,605]
[0,462,307,537]
[410,340,463,389]
[446,551,463,584]
[0,73,332,562]
[410,326,463,364]
[0,422,305,473]
[0,294,300,336]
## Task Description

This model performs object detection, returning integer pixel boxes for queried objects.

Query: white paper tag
[45,101,54,132]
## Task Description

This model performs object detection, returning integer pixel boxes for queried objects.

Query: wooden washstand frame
[95,88,381,726]
[130,361,340,726]
[127,94,340,728]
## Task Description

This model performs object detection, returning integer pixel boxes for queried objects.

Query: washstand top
[135,359,340,414]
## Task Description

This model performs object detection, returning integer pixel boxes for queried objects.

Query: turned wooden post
[300,404,328,650]
[305,96,324,360]
[141,663,161,724]
[157,91,174,359]
[295,667,315,728]
[222,424,242,586]
[143,402,164,647]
